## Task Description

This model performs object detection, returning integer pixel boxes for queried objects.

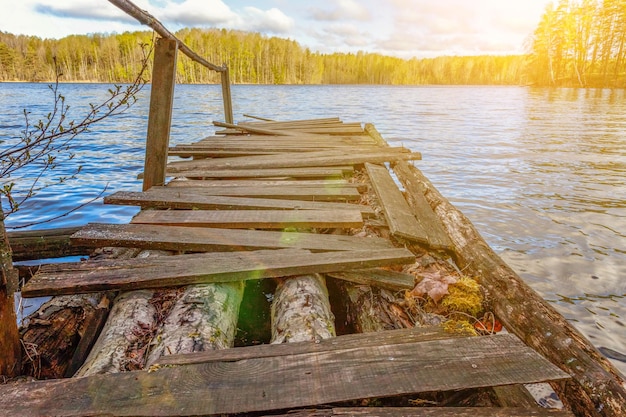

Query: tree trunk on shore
[271,274,335,344]
[393,161,626,417]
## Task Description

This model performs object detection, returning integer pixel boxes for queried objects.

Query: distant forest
[0,0,624,87]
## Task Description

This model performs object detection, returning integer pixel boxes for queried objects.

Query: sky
[0,0,554,58]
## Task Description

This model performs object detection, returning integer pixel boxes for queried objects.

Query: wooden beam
[0,333,570,416]
[70,223,394,253]
[7,226,92,261]
[146,184,361,202]
[142,37,177,191]
[0,215,20,377]
[21,248,415,297]
[104,190,375,216]
[166,148,421,173]
[130,209,364,229]
[366,163,453,251]
[163,166,353,179]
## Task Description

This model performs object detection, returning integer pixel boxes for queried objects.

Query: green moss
[440,276,483,317]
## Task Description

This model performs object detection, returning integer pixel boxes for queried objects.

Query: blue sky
[0,0,553,58]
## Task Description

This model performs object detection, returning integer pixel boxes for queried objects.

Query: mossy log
[393,161,626,417]
[271,274,335,344]
[7,226,92,262]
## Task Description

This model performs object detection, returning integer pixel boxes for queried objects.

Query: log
[75,249,171,376]
[7,226,91,262]
[393,161,626,417]
[145,281,245,365]
[271,274,335,344]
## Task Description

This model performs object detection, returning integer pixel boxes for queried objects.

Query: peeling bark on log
[74,289,157,376]
[75,249,172,376]
[271,274,335,344]
[146,281,245,365]
[344,283,410,333]
[20,293,106,379]
[393,161,626,417]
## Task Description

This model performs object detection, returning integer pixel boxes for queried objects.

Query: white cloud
[242,7,294,34]
[159,0,238,26]
[309,0,371,22]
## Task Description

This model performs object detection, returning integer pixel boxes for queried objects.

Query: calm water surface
[1,83,625,373]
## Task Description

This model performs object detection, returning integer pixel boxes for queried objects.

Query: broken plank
[169,149,277,158]
[164,166,353,179]
[166,178,354,187]
[284,408,575,417]
[366,163,453,251]
[326,269,415,291]
[0,333,570,417]
[22,248,414,297]
[166,148,421,173]
[130,209,364,229]
[147,185,362,202]
[104,190,375,216]
[71,223,394,253]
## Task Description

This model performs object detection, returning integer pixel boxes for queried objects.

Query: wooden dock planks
[105,190,375,215]
[366,163,453,251]
[71,223,394,253]
[21,248,415,297]
[146,184,362,202]
[0,333,570,417]
[166,148,421,173]
[130,209,364,229]
[164,166,353,179]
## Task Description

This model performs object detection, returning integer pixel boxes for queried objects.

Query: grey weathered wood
[7,226,92,261]
[393,160,626,417]
[147,184,362,202]
[131,209,363,229]
[143,37,177,191]
[220,64,233,123]
[0,333,570,417]
[326,268,415,291]
[166,178,354,188]
[280,407,575,417]
[104,190,375,216]
[163,166,353,179]
[156,324,453,366]
[166,148,421,173]
[366,163,452,251]
[22,248,415,297]
[70,223,394,253]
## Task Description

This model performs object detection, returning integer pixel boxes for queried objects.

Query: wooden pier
[2,116,577,416]
[2,1,626,416]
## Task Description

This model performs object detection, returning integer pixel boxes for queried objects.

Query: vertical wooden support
[220,64,234,124]
[143,37,178,192]
[0,207,21,378]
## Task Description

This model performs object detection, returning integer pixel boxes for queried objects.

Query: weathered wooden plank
[326,268,415,291]
[194,135,377,145]
[131,209,364,229]
[7,226,92,261]
[164,166,353,179]
[147,185,362,202]
[0,333,570,417]
[282,408,575,417]
[156,325,453,366]
[169,149,277,158]
[166,148,421,173]
[71,223,394,253]
[166,178,354,187]
[104,190,375,216]
[22,248,414,297]
[366,163,453,251]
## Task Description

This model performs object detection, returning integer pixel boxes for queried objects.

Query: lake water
[1,83,625,374]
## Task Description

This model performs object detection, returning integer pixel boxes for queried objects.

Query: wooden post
[143,37,178,192]
[220,64,234,124]
[0,203,21,378]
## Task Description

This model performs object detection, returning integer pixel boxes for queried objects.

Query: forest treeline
[0,0,624,87]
